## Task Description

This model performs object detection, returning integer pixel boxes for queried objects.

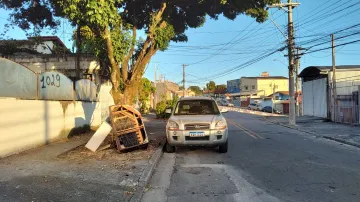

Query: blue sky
[1,0,359,89]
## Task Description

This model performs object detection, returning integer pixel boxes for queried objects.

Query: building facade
[240,76,288,97]
[153,80,180,108]
[299,65,360,123]
[227,79,241,94]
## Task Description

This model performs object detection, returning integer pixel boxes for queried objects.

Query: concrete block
[85,120,112,152]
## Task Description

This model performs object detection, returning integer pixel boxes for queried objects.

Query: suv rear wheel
[219,141,228,153]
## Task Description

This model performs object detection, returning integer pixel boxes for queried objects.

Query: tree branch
[132,43,157,80]
[129,2,167,82]
[103,26,120,91]
[122,25,137,82]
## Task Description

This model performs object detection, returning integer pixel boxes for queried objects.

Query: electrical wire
[302,39,360,55]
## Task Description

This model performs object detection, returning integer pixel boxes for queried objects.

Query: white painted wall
[0,99,102,158]
[329,69,360,95]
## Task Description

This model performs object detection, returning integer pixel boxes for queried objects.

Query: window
[252,85,255,89]
[174,100,220,115]
[245,86,248,90]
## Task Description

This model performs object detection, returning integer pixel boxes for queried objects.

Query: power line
[302,31,360,50]
[295,0,349,27]
[187,46,284,82]
[302,39,360,55]
[186,11,284,66]
[297,23,360,47]
[185,27,275,34]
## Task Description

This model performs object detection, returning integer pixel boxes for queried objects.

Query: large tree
[1,0,279,104]
[206,81,216,91]
[188,86,202,95]
[215,84,227,91]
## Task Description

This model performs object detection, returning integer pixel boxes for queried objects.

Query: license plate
[189,132,205,137]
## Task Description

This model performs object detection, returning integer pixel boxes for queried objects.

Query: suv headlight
[167,121,179,131]
[215,120,227,130]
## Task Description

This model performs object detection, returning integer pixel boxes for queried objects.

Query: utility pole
[268,0,300,125]
[331,34,337,122]
[153,63,158,108]
[75,25,81,80]
[295,47,302,116]
[272,83,275,114]
[182,64,187,97]
[154,63,158,83]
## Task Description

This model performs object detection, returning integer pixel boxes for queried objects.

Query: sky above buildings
[1,0,359,89]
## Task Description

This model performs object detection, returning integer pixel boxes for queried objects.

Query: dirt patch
[58,135,165,162]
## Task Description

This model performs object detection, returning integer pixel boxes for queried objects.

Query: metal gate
[303,78,327,118]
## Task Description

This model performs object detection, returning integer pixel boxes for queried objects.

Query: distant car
[261,106,282,114]
[220,100,234,107]
[248,103,261,111]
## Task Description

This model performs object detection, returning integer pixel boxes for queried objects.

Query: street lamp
[273,59,287,67]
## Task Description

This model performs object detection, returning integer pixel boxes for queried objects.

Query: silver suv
[165,97,228,153]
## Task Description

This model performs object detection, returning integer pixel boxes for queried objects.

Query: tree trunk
[103,27,122,104]
[122,26,137,82]
[120,3,167,104]
[123,80,140,104]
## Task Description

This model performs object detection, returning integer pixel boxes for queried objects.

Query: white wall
[329,69,360,96]
[0,99,102,158]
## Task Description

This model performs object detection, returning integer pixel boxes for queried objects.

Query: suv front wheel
[218,141,228,153]
[164,141,175,153]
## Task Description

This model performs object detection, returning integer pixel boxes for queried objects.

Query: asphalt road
[142,112,360,202]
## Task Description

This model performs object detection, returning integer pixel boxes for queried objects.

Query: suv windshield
[174,100,220,115]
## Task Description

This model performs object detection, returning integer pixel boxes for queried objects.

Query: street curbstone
[129,141,165,202]
[322,136,360,149]
[264,117,360,149]
[263,117,320,136]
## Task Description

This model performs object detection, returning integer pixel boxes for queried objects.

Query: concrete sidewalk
[265,116,360,148]
[0,115,166,202]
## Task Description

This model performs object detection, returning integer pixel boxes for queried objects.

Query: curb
[322,136,360,149]
[263,117,319,137]
[264,117,360,149]
[129,142,164,202]
[221,106,285,117]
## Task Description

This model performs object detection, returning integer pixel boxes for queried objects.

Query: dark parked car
[261,106,282,114]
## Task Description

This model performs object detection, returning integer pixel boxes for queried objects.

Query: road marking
[235,122,264,140]
[227,119,258,139]
[227,118,264,140]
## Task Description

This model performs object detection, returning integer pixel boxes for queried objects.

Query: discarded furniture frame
[109,105,148,152]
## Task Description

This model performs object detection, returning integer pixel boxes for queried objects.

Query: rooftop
[299,65,360,82]
[242,76,288,79]
[27,36,67,48]
[276,91,289,95]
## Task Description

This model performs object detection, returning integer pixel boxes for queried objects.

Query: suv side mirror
[165,108,172,114]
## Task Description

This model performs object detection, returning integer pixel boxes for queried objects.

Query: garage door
[303,78,327,118]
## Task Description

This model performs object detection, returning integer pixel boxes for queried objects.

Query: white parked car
[220,99,234,107]
[165,97,228,153]
[248,103,261,111]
